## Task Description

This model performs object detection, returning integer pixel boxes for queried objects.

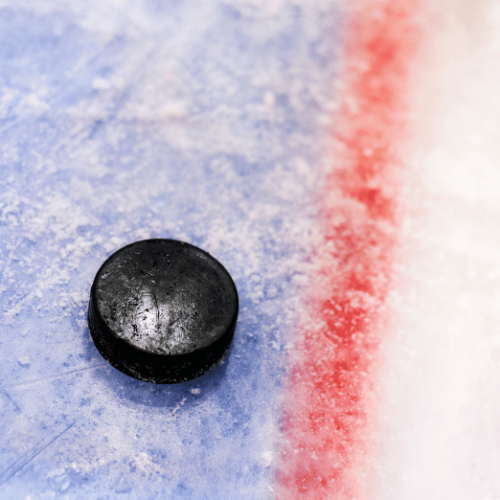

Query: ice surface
[372,1,500,498]
[4,0,500,498]
[0,0,338,498]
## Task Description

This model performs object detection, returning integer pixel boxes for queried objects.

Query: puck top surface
[92,239,238,357]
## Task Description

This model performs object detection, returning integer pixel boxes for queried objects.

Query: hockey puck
[87,239,238,383]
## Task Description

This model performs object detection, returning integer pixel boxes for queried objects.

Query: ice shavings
[0,0,339,498]
[372,1,500,498]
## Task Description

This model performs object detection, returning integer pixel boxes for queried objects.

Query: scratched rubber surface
[0,1,338,498]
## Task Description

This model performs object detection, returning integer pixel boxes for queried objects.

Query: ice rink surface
[0,1,336,498]
[374,1,500,498]
[1,0,500,499]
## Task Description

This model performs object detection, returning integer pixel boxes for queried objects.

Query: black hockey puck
[87,239,238,384]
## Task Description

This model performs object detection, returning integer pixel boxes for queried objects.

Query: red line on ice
[275,1,420,498]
